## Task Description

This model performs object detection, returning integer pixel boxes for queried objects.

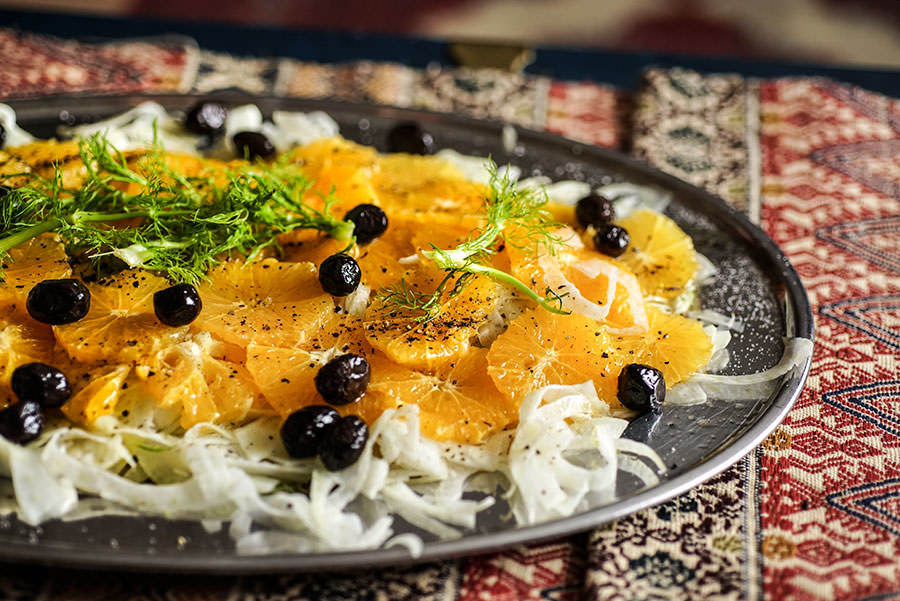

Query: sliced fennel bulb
[0,380,663,555]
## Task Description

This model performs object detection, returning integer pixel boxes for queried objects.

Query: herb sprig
[0,134,355,283]
[380,164,571,320]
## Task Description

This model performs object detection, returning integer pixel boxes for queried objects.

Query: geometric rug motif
[827,476,900,538]
[810,140,900,201]
[817,217,900,274]
[822,381,900,440]
[819,295,900,351]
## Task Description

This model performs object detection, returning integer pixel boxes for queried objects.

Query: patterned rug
[0,28,898,601]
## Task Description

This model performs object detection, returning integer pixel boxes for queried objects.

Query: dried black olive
[153,284,203,327]
[314,354,370,406]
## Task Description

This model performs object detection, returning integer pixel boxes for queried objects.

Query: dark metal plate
[0,93,813,573]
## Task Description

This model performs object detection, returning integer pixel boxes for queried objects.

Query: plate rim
[1,93,814,574]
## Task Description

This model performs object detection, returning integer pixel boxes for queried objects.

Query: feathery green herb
[380,163,570,320]
[0,134,355,283]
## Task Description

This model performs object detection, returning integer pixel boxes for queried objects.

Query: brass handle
[448,41,535,72]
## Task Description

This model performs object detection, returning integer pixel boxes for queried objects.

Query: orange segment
[0,150,32,186]
[53,271,186,365]
[355,218,417,291]
[486,308,626,405]
[0,322,57,407]
[280,230,350,269]
[618,306,713,386]
[287,137,378,173]
[0,234,71,315]
[364,265,500,371]
[61,364,131,425]
[373,155,487,220]
[286,137,379,216]
[7,140,88,188]
[246,315,370,416]
[138,344,258,429]
[616,209,699,299]
[194,259,335,349]
[246,344,322,416]
[350,349,515,444]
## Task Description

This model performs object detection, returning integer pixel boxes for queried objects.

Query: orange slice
[7,140,88,188]
[194,259,335,349]
[615,209,699,299]
[287,137,379,216]
[0,150,32,187]
[61,364,131,425]
[137,344,258,429]
[373,155,487,220]
[364,265,499,370]
[280,230,352,270]
[246,315,370,416]
[0,322,57,407]
[616,306,713,386]
[0,234,71,316]
[354,218,417,291]
[54,271,186,365]
[486,308,626,405]
[505,230,649,335]
[350,348,515,444]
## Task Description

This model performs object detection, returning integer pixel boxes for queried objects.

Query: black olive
[344,204,388,244]
[11,363,71,408]
[26,279,91,325]
[0,401,44,445]
[593,224,630,258]
[280,405,340,459]
[319,415,368,471]
[387,122,433,155]
[184,101,228,135]
[575,194,615,228]
[0,123,6,148]
[314,354,370,405]
[233,131,276,161]
[617,364,666,413]
[153,283,203,327]
[318,254,361,297]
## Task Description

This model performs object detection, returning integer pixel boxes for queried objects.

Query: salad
[0,101,811,555]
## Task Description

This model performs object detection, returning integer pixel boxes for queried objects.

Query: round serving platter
[0,93,813,574]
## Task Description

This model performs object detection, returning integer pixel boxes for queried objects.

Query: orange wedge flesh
[280,229,352,269]
[354,218,418,291]
[194,259,335,349]
[137,345,258,429]
[60,364,131,425]
[505,230,648,335]
[246,315,370,416]
[6,140,89,188]
[0,150,32,187]
[375,173,487,222]
[0,322,57,408]
[348,348,515,444]
[53,271,187,365]
[0,234,72,316]
[486,308,627,406]
[286,138,379,216]
[615,209,699,299]
[363,265,500,371]
[616,306,713,386]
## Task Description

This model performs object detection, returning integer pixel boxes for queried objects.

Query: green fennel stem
[384,163,569,320]
[466,263,570,315]
[0,210,193,254]
[0,220,59,254]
